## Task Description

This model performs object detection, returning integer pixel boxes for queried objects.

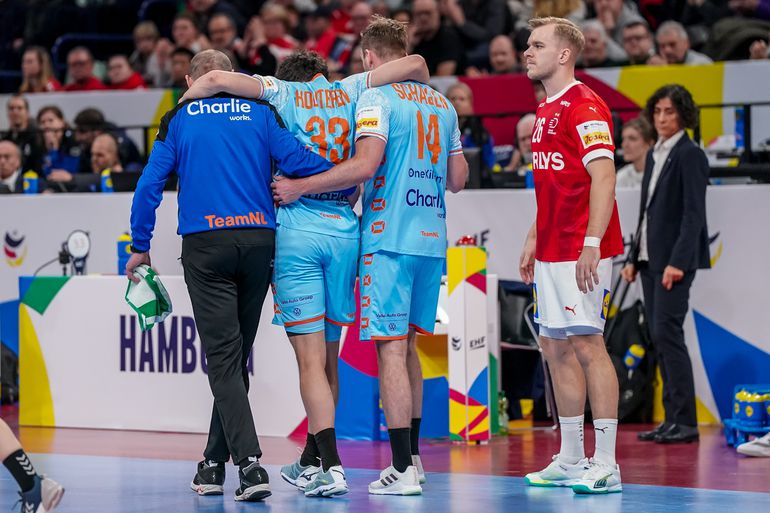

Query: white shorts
[533,258,612,338]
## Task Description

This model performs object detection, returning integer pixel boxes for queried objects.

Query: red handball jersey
[531,81,624,262]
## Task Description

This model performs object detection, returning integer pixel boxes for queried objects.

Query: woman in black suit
[621,84,710,444]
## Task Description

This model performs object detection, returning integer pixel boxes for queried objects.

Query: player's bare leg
[406,329,426,482]
[325,341,340,405]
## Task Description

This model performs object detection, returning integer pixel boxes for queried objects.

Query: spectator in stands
[440,0,510,66]
[2,95,42,173]
[130,21,170,88]
[593,0,645,48]
[305,5,352,71]
[191,0,247,36]
[616,116,654,189]
[64,47,107,92]
[505,113,535,172]
[447,82,496,178]
[512,0,587,29]
[581,20,627,67]
[19,46,61,93]
[170,47,195,90]
[350,2,374,37]
[209,13,249,69]
[728,0,770,20]
[107,55,147,90]
[622,20,655,65]
[0,141,25,194]
[392,8,411,24]
[36,105,80,179]
[90,133,123,174]
[411,0,466,75]
[73,108,142,175]
[260,3,301,63]
[650,21,713,65]
[234,16,278,76]
[330,0,358,34]
[466,34,520,76]
[173,13,211,54]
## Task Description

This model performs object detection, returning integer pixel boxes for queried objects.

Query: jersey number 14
[416,111,441,165]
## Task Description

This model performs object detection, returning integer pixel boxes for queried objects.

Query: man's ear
[185,75,193,88]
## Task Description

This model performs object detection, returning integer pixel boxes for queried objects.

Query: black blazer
[0,170,25,194]
[630,132,711,272]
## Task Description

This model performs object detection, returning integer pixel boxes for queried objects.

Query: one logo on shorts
[361,317,370,329]
[451,337,462,351]
[363,254,373,266]
[361,295,371,307]
[371,198,386,211]
[532,284,538,319]
[388,322,397,332]
[371,221,385,234]
[293,307,301,316]
[374,176,385,189]
[363,274,372,286]
[601,289,610,320]
[564,304,577,316]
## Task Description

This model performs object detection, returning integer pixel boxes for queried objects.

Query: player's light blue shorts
[272,226,358,342]
[359,250,444,341]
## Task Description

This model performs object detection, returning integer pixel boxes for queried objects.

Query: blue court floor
[2,453,768,513]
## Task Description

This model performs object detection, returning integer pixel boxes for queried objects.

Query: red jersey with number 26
[531,81,624,262]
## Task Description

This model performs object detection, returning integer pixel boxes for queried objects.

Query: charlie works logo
[4,231,27,267]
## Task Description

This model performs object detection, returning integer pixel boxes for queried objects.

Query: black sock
[314,428,342,471]
[388,428,412,473]
[238,455,259,471]
[3,450,36,493]
[300,432,320,467]
[410,418,421,456]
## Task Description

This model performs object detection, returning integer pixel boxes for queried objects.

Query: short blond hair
[529,16,585,55]
[360,15,408,59]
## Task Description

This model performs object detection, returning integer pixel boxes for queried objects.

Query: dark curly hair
[275,50,328,82]
[644,84,699,132]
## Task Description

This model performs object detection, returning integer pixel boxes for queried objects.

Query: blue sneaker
[304,465,349,497]
[19,475,64,513]
[280,458,320,490]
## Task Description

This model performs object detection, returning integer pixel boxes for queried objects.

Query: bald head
[489,35,517,73]
[189,49,233,81]
[91,133,120,174]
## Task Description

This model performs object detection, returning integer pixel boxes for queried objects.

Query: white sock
[558,415,585,464]
[593,418,618,466]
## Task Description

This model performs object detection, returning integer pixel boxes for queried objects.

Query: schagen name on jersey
[390,83,449,110]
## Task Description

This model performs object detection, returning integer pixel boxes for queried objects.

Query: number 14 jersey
[354,82,463,258]
[256,73,369,239]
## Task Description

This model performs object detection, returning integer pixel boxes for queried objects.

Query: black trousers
[181,228,275,465]
[640,266,698,427]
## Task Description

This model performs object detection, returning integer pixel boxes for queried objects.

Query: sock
[388,428,412,473]
[238,455,258,471]
[3,450,36,493]
[314,428,342,471]
[410,418,421,456]
[300,432,320,467]
[593,418,618,466]
[558,415,585,464]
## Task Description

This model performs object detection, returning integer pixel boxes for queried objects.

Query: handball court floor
[1,405,767,512]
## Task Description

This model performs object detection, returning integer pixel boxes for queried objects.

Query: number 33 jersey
[531,81,624,262]
[255,73,369,239]
[354,82,463,258]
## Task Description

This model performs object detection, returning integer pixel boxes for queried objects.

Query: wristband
[583,236,601,248]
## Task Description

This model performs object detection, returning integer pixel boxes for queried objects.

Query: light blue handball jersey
[354,81,463,258]
[256,73,373,239]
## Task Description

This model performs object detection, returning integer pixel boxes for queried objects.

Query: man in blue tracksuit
[126,50,338,502]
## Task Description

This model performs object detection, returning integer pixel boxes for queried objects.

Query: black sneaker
[19,474,65,513]
[235,460,271,501]
[190,460,225,496]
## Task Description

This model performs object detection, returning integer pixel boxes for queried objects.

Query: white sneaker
[368,465,422,495]
[737,432,770,457]
[524,455,589,487]
[280,458,320,490]
[304,465,349,497]
[412,455,426,484]
[571,459,623,494]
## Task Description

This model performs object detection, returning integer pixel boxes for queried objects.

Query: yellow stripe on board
[616,63,724,146]
[145,89,177,154]
[18,305,55,426]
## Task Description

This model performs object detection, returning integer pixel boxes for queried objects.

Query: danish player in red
[518,17,624,494]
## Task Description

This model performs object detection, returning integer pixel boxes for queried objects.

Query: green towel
[124,264,172,331]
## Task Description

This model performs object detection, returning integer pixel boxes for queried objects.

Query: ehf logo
[293,307,302,316]
[451,337,462,351]
[4,231,27,267]
[388,322,397,332]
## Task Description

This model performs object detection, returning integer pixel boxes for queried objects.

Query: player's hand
[126,252,151,284]
[576,246,600,293]
[272,175,304,205]
[661,265,684,291]
[621,263,637,283]
[647,54,667,66]
[519,236,536,284]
